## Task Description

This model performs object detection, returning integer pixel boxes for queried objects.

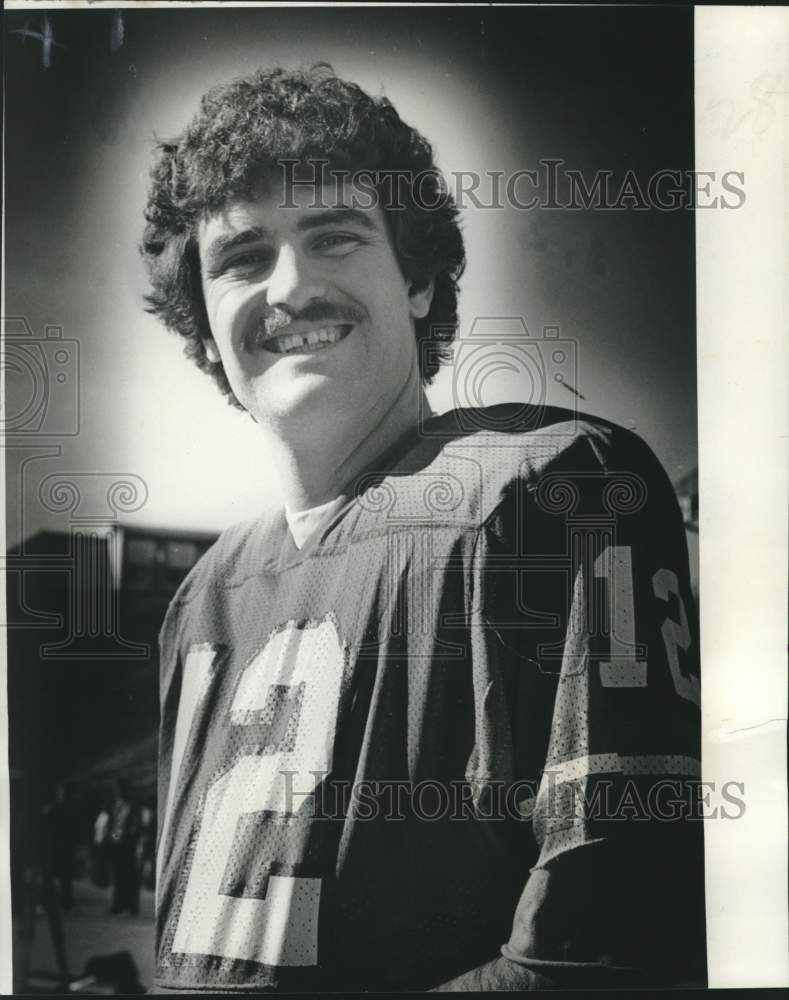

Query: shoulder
[164,509,285,612]
[421,403,659,468]
[157,511,285,665]
[389,404,673,525]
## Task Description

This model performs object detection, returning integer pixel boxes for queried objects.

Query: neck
[260,368,430,512]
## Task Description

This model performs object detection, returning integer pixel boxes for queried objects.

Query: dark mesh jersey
[155,405,706,992]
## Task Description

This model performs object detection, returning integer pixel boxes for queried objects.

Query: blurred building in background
[7,525,216,803]
[7,525,216,993]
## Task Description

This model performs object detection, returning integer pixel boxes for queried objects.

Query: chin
[250,377,350,427]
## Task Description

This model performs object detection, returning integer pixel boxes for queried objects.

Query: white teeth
[266,324,349,353]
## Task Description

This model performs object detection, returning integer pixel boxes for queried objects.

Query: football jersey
[154,404,705,992]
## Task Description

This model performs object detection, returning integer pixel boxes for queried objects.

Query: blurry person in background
[142,65,705,991]
[108,776,141,916]
[43,781,77,912]
[11,771,72,991]
[91,790,112,889]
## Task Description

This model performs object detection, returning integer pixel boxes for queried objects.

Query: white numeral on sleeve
[595,546,648,688]
[652,568,700,707]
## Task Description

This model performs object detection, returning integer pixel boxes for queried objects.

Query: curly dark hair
[140,65,466,409]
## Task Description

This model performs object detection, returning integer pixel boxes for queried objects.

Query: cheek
[203,282,233,326]
[366,275,411,327]
[204,284,255,346]
[201,285,226,344]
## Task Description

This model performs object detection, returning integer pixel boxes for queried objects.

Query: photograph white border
[1,2,787,992]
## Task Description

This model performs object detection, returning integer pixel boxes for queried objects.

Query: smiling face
[197,178,434,436]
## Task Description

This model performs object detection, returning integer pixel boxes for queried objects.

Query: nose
[266,243,325,314]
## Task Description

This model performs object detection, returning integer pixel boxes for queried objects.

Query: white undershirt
[284,410,437,550]
[285,496,346,550]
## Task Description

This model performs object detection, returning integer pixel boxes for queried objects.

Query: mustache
[244,301,365,350]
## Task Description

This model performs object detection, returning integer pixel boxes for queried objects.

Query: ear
[408,279,435,320]
[203,337,221,364]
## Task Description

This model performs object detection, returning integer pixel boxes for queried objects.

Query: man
[108,777,141,916]
[141,66,706,991]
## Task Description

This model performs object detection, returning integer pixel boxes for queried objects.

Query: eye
[205,249,273,280]
[313,232,366,253]
[224,250,271,272]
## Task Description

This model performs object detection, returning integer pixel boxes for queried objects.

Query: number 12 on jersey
[165,617,346,966]
[595,546,699,707]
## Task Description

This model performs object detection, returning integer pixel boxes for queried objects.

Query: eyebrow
[201,209,378,273]
[295,208,378,234]
[201,227,269,274]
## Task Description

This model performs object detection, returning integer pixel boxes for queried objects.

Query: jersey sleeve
[481,427,706,987]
